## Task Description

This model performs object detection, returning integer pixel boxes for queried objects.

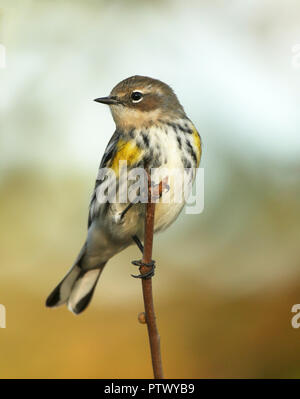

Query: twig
[138,171,164,379]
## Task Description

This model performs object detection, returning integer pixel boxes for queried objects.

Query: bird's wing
[99,130,121,169]
[87,130,121,228]
[87,130,146,227]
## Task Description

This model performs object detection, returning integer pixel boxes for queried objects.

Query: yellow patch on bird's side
[110,139,144,175]
[192,126,202,166]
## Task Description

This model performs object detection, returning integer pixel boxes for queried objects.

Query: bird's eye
[131,91,143,103]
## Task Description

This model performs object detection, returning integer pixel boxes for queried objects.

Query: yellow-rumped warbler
[46,75,202,314]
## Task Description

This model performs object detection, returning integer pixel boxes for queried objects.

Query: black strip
[177,135,182,149]
[142,132,149,147]
[185,139,198,165]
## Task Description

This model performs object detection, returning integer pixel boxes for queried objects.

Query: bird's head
[94,75,186,129]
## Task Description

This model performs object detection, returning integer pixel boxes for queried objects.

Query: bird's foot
[131,259,156,279]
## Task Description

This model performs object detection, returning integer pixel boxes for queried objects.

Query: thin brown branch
[138,171,164,379]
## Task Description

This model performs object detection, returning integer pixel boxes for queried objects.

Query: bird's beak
[94,96,120,105]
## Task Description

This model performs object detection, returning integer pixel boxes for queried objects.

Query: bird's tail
[46,262,106,315]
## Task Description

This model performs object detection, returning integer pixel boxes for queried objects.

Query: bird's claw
[131,259,156,279]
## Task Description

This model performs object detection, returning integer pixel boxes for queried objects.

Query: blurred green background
[1,0,300,378]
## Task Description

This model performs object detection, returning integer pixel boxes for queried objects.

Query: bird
[46,75,202,315]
